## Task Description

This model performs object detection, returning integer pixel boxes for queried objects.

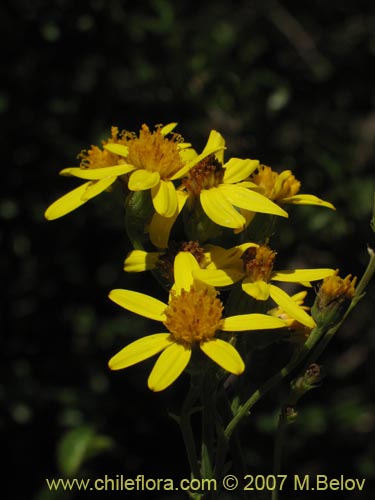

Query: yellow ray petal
[108,333,172,370]
[223,158,260,184]
[193,268,244,287]
[200,187,245,229]
[128,169,161,191]
[103,143,129,157]
[282,194,336,210]
[124,250,161,272]
[176,147,198,165]
[161,123,178,135]
[201,130,226,163]
[271,268,335,283]
[151,180,178,217]
[59,164,136,179]
[148,342,191,391]
[218,184,288,218]
[222,313,287,331]
[108,289,167,321]
[80,176,118,201]
[269,284,316,328]
[44,177,116,220]
[174,252,200,293]
[205,243,257,269]
[242,279,270,300]
[200,338,245,374]
[149,190,188,248]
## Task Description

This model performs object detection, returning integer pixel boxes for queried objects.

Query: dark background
[1,1,374,499]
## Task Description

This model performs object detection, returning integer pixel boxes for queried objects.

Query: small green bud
[290,363,323,400]
[284,405,298,423]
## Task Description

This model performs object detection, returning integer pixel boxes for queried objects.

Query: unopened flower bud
[284,405,298,423]
[290,363,323,401]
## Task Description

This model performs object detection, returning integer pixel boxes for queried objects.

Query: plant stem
[179,378,201,480]
[271,408,288,500]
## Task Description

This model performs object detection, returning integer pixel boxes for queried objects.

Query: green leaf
[57,425,113,477]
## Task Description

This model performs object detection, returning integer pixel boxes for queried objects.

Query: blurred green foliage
[1,0,374,498]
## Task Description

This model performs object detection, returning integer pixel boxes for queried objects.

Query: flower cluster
[45,122,342,391]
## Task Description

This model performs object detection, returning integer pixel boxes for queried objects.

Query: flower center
[241,245,276,282]
[251,165,300,201]
[126,124,185,180]
[164,285,224,345]
[79,127,127,169]
[183,154,225,196]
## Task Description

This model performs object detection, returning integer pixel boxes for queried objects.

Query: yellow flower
[147,132,295,248]
[45,127,137,220]
[123,240,255,286]
[108,252,286,391]
[180,131,288,230]
[193,244,335,328]
[104,123,222,219]
[250,165,335,209]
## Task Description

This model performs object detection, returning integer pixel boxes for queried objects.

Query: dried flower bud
[311,270,357,327]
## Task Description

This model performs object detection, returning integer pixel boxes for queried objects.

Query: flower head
[123,241,256,286]
[45,127,137,220]
[250,165,335,209]
[108,252,286,391]
[104,123,223,219]
[193,244,335,328]
[180,132,288,231]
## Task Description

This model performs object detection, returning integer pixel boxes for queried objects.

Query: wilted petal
[223,158,260,184]
[218,184,288,218]
[242,279,270,300]
[108,333,172,370]
[200,187,245,229]
[124,250,161,272]
[148,343,191,391]
[128,169,160,191]
[272,268,335,283]
[222,313,286,331]
[151,180,178,217]
[108,289,167,321]
[200,338,245,374]
[269,284,316,328]
[282,194,335,210]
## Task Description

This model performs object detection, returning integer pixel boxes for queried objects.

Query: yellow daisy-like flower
[103,123,223,219]
[250,165,335,209]
[193,244,335,328]
[108,252,286,391]
[180,131,288,230]
[45,127,138,220]
[123,240,256,285]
